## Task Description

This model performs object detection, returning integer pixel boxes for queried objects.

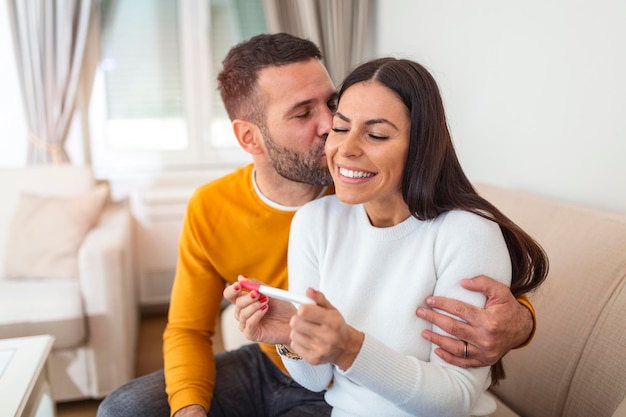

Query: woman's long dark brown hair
[338,57,549,383]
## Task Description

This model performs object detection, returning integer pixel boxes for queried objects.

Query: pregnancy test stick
[239,281,314,305]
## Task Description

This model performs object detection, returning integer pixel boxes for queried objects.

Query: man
[97,33,534,417]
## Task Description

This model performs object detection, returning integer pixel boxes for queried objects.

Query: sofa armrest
[77,200,138,396]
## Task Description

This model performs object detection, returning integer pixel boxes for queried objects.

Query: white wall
[376,0,626,214]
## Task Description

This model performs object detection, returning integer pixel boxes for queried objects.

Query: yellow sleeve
[514,294,537,349]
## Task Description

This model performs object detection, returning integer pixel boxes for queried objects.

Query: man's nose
[317,107,334,138]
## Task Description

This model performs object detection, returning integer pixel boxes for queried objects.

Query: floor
[56,310,225,417]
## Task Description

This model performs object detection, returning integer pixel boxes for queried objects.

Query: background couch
[475,184,626,417]
[0,165,138,401]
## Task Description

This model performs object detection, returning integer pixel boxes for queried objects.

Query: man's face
[256,59,337,186]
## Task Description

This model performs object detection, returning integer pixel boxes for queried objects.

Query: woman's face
[325,80,411,226]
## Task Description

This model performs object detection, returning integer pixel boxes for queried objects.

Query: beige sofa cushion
[4,184,108,279]
[0,279,86,349]
[565,278,626,417]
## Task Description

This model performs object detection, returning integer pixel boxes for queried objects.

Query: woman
[226,57,548,416]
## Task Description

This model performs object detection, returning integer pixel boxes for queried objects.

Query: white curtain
[7,0,96,164]
[264,0,371,86]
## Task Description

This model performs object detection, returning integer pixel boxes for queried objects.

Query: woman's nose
[337,131,361,157]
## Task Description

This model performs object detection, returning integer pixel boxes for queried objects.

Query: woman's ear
[232,119,264,155]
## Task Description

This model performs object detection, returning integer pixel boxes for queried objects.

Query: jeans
[97,343,331,417]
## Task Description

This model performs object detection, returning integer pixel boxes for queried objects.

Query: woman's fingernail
[233,283,241,291]
[261,304,268,311]
[259,296,268,303]
[250,291,257,299]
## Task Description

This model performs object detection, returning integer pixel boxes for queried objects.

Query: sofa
[0,165,138,402]
[474,183,626,417]
[220,182,626,417]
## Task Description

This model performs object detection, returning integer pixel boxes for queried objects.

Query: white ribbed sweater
[284,195,512,417]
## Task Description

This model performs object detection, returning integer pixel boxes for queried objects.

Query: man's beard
[262,127,334,186]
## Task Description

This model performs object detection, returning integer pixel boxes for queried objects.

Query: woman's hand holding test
[223,275,296,344]
[289,288,364,371]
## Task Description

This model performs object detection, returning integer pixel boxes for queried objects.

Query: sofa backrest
[476,183,626,417]
[0,165,95,275]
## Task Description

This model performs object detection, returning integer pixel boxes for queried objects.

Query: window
[91,0,267,174]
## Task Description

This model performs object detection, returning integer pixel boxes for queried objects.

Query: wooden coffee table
[0,335,56,417]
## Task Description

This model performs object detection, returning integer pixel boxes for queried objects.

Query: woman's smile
[337,165,376,181]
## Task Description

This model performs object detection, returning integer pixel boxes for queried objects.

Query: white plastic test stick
[240,281,314,305]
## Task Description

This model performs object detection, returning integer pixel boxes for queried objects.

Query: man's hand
[417,275,533,368]
[173,404,206,417]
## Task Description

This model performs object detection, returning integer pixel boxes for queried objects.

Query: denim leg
[97,344,331,417]
[269,363,332,417]
[209,344,331,417]
[96,369,169,417]
[207,346,262,417]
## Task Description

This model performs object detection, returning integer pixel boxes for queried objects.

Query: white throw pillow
[4,184,109,279]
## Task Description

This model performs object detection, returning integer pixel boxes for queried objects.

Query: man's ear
[232,119,264,155]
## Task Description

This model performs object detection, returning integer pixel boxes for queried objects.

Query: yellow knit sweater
[163,163,331,415]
